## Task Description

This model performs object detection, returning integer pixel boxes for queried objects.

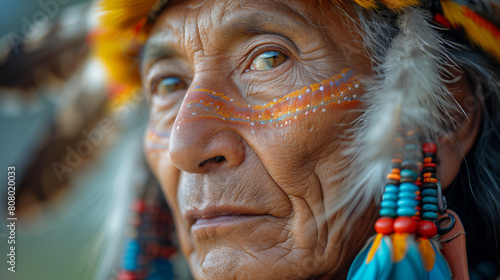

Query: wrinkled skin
[142,0,378,279]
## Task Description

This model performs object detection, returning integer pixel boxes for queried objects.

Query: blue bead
[422,189,438,197]
[400,183,418,192]
[397,207,416,217]
[383,193,398,201]
[124,257,139,270]
[397,199,419,207]
[422,212,439,219]
[423,204,439,212]
[402,161,414,168]
[422,197,439,205]
[380,208,396,217]
[385,185,399,193]
[400,169,418,180]
[405,144,420,151]
[399,191,416,199]
[126,240,140,248]
[381,200,397,209]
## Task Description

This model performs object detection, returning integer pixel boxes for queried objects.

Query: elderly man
[96,0,500,279]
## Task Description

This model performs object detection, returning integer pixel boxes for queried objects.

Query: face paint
[146,68,363,151]
[179,68,361,126]
[145,125,170,155]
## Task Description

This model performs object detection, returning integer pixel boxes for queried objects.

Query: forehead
[145,0,348,51]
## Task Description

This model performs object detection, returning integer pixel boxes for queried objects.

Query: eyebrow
[140,6,312,71]
[139,38,177,72]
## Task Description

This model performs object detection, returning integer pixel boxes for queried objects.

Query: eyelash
[245,44,291,72]
[149,75,186,95]
[150,75,166,94]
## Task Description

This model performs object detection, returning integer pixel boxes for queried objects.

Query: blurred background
[0,1,188,279]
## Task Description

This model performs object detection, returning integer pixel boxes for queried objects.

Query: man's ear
[436,68,482,189]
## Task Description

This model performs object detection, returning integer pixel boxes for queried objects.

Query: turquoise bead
[422,197,439,205]
[381,200,397,209]
[380,208,396,217]
[422,189,438,197]
[397,199,419,207]
[400,169,418,180]
[422,212,438,220]
[397,207,416,217]
[385,185,399,193]
[383,193,398,201]
[423,204,439,212]
[402,161,414,167]
[399,191,417,199]
[405,144,420,151]
[400,183,418,192]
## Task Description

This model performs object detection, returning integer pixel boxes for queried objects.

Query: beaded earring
[347,130,452,280]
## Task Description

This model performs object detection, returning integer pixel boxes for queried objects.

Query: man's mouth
[185,205,270,232]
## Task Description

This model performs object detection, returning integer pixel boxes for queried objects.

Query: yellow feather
[350,0,420,10]
[418,238,436,272]
[91,29,144,108]
[441,0,500,61]
[352,0,379,9]
[392,233,409,262]
[98,0,157,34]
[366,233,384,263]
[380,0,420,11]
[92,31,142,86]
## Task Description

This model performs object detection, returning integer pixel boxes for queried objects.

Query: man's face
[142,0,375,278]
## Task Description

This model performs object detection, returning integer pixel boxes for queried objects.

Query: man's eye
[153,76,186,95]
[250,51,288,71]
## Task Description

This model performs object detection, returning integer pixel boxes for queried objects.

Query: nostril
[199,156,226,167]
[215,156,225,163]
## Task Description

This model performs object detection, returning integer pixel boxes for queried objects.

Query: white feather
[329,8,464,227]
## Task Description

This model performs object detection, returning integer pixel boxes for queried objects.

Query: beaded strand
[375,129,405,234]
[393,130,422,234]
[417,142,439,238]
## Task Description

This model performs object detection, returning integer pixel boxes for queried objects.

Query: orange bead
[392,168,401,174]
[392,158,403,164]
[423,178,438,183]
[375,217,394,234]
[387,173,401,180]
[394,217,418,233]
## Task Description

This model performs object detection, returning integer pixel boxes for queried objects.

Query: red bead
[161,247,177,258]
[132,200,145,213]
[422,143,437,154]
[375,217,394,234]
[423,163,437,168]
[118,271,137,280]
[418,220,438,238]
[393,217,418,233]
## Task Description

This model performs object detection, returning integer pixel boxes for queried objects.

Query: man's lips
[185,205,268,229]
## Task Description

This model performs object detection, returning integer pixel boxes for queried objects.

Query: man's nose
[168,82,246,173]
